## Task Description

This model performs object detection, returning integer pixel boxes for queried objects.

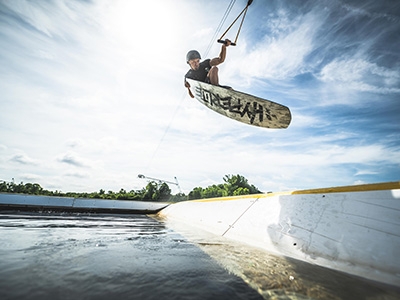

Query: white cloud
[20,173,42,182]
[194,27,214,39]
[341,3,399,22]
[10,153,39,165]
[319,58,400,94]
[354,169,379,176]
[312,144,393,165]
[57,152,92,168]
[63,170,90,179]
[231,10,321,80]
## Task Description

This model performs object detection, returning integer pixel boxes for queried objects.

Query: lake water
[0,212,399,300]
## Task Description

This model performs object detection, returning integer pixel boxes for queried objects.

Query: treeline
[188,174,261,199]
[0,174,262,202]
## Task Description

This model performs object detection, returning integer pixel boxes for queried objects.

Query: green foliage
[0,174,262,202]
[188,187,203,200]
[188,174,261,200]
[233,187,250,196]
[168,193,187,202]
[223,174,261,195]
[157,183,172,201]
[202,184,228,199]
[0,181,44,195]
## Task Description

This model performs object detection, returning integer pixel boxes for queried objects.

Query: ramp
[159,182,400,286]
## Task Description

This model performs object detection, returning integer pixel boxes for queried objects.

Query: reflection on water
[1,212,399,300]
[157,217,400,300]
[0,212,262,300]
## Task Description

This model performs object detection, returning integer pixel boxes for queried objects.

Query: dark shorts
[204,76,211,84]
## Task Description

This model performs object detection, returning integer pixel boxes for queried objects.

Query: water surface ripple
[0,212,262,300]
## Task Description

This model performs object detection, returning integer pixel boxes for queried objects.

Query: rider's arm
[210,39,231,66]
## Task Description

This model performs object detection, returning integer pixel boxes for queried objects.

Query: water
[0,212,262,300]
[0,212,399,300]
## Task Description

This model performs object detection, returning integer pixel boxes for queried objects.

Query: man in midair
[184,39,232,94]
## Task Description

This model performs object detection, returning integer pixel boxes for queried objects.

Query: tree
[187,174,261,200]
[202,184,228,198]
[169,193,187,202]
[0,173,261,202]
[0,181,6,192]
[233,187,250,196]
[157,183,171,201]
[142,182,158,201]
[223,174,261,195]
[188,187,203,200]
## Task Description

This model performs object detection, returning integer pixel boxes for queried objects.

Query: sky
[0,0,399,194]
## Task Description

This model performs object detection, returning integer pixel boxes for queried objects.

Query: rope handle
[217,39,236,46]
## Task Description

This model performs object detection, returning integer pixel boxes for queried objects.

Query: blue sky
[0,0,399,194]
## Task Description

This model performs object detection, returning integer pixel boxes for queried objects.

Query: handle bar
[217,39,236,46]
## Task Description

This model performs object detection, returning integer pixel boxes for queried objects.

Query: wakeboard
[187,79,291,129]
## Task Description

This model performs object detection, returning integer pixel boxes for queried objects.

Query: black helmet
[186,50,201,62]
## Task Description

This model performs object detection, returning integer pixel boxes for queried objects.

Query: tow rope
[218,0,253,46]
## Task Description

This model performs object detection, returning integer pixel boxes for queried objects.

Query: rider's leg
[208,66,219,85]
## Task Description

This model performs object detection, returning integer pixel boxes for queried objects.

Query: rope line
[145,90,187,170]
[203,0,236,58]
[233,3,249,44]
[218,0,252,45]
[222,198,259,236]
[145,1,238,171]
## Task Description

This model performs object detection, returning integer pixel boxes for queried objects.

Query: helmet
[186,50,201,62]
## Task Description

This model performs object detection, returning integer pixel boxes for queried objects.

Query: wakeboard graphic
[187,79,291,129]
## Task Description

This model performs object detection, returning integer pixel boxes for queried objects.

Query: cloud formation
[57,152,90,168]
[0,0,399,193]
[10,154,38,165]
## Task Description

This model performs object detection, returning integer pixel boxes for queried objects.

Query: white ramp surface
[159,182,400,286]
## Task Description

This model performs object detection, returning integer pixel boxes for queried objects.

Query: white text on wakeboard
[195,86,275,124]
